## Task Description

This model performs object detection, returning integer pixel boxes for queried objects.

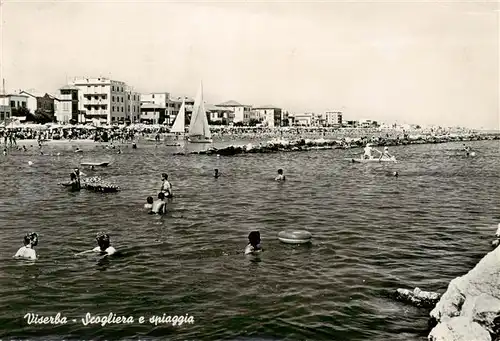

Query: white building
[325,111,343,126]
[215,100,252,123]
[254,105,283,127]
[71,77,130,124]
[18,91,39,113]
[0,96,12,122]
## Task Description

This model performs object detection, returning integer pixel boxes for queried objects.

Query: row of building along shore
[0,76,434,130]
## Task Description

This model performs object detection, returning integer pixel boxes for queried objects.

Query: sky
[0,0,498,129]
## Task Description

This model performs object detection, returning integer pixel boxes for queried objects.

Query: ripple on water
[0,139,498,341]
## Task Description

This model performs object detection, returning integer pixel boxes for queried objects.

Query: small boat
[81,162,110,167]
[349,156,397,163]
[188,81,213,143]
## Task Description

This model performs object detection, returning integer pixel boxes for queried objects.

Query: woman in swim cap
[74,232,116,256]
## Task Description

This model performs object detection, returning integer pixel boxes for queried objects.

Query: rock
[461,294,500,334]
[396,287,441,308]
[428,317,491,341]
[429,246,500,340]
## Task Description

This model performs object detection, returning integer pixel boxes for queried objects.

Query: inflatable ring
[278,230,312,244]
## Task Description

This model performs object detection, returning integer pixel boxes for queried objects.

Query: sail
[170,100,185,133]
[188,81,211,139]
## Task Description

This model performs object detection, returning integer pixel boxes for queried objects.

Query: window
[128,106,130,111]
[128,95,130,100]
[112,96,115,102]
[152,94,155,98]
[22,102,26,108]
[121,97,123,102]
[121,107,123,112]
[10,101,15,107]
[112,86,114,91]
[112,117,115,121]
[112,106,114,112]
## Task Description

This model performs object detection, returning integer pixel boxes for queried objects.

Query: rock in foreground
[428,247,500,340]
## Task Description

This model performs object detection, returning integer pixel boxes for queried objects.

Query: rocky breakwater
[179,133,500,157]
[428,246,500,341]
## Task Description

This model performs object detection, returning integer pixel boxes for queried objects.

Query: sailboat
[188,81,213,143]
[170,99,186,138]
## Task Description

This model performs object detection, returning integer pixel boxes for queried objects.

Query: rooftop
[216,100,249,107]
[254,104,280,110]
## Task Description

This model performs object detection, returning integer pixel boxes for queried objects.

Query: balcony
[85,110,108,116]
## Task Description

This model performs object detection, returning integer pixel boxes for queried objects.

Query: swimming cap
[24,232,38,246]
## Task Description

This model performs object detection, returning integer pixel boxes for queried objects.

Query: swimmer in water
[13,232,38,260]
[275,169,286,181]
[463,144,472,157]
[132,143,137,149]
[214,169,220,178]
[245,231,263,255]
[2,148,6,156]
[75,233,116,256]
[144,196,154,210]
[70,173,81,191]
[160,173,173,198]
[151,192,167,214]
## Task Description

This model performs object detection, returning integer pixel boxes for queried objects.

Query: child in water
[13,232,38,260]
[245,231,263,255]
[75,233,116,256]
[144,196,154,210]
[275,169,286,181]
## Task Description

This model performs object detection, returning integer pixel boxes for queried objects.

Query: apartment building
[71,77,129,124]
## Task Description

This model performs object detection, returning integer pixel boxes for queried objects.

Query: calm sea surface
[0,139,499,341]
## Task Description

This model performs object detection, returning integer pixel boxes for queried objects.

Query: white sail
[188,81,212,139]
[170,99,185,133]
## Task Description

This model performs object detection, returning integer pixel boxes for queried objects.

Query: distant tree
[12,107,32,117]
[248,118,260,126]
[33,109,55,124]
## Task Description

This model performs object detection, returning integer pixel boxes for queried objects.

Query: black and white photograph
[0,0,499,340]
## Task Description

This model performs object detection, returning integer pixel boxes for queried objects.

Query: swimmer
[160,173,173,198]
[463,144,472,157]
[393,171,399,177]
[275,169,286,181]
[151,192,167,214]
[132,143,137,149]
[144,196,154,210]
[70,173,81,191]
[75,233,116,256]
[214,169,220,178]
[245,231,263,255]
[13,232,38,260]
[2,148,6,156]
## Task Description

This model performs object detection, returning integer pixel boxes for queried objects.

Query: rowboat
[348,156,397,163]
[81,162,110,167]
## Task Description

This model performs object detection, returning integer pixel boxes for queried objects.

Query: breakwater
[178,132,500,156]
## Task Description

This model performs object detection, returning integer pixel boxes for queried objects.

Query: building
[0,96,12,122]
[205,104,232,124]
[325,111,343,127]
[125,88,141,123]
[215,100,252,123]
[54,85,80,123]
[168,96,194,126]
[254,105,283,127]
[291,113,314,126]
[71,77,130,124]
[18,91,39,113]
[140,92,170,124]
